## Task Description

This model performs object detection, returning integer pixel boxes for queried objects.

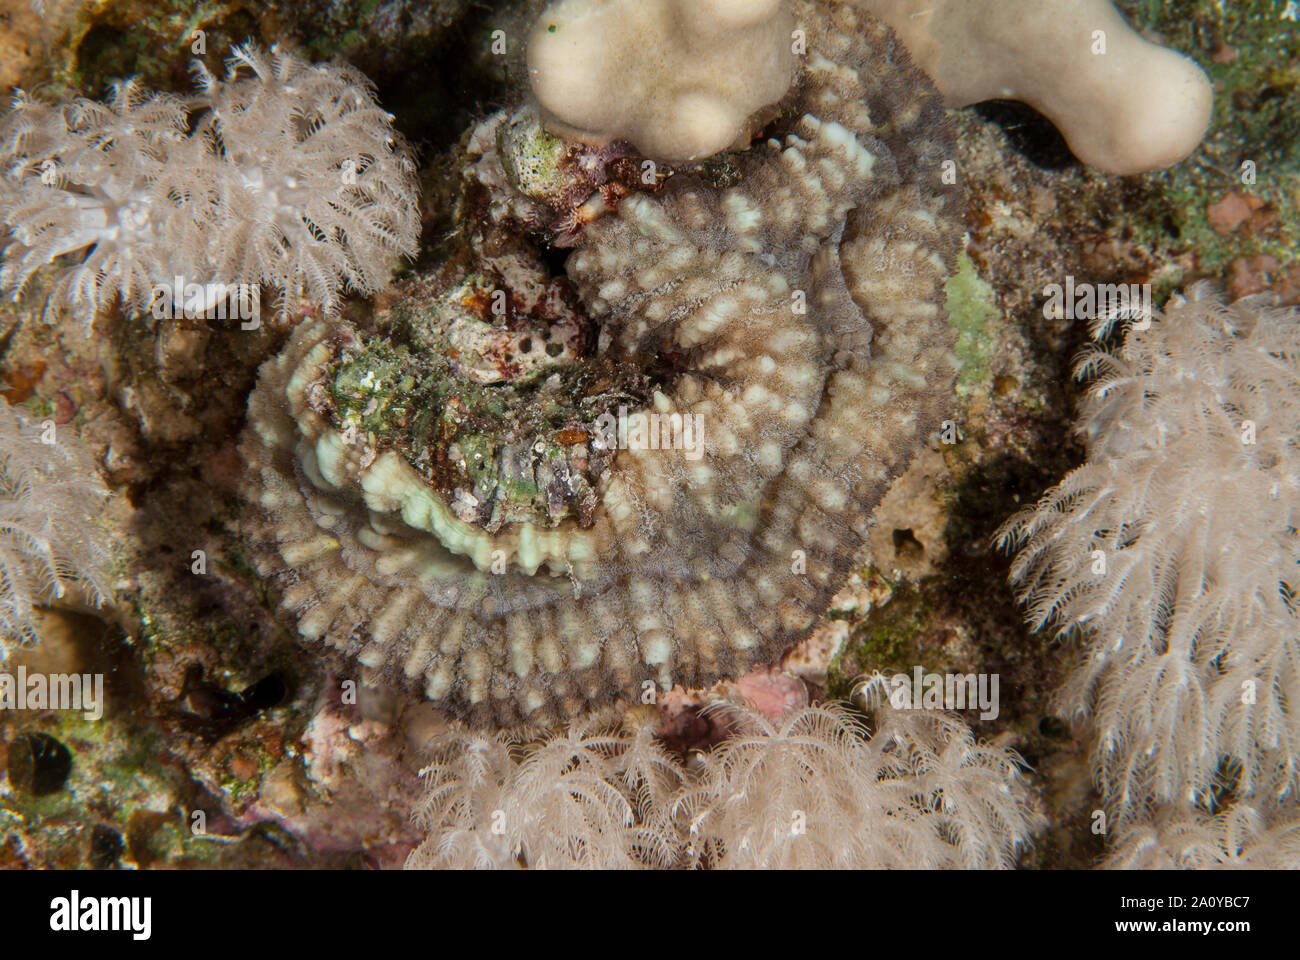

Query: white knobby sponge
[854,0,1213,174]
[526,0,796,163]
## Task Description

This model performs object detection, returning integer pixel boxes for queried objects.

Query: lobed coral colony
[853,0,1213,175]
[241,0,961,727]
[0,0,1295,872]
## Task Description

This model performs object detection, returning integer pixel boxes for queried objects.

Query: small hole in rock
[240,673,288,713]
[7,732,73,796]
[1038,715,1070,739]
[892,528,925,563]
[89,824,125,869]
[972,100,1078,171]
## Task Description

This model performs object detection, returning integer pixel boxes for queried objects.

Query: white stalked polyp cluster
[999,285,1300,822]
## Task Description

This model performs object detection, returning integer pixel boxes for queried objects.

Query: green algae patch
[317,273,665,534]
[946,252,1002,395]
[499,119,569,201]
[826,575,935,699]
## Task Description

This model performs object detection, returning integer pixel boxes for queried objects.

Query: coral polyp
[0,44,419,329]
[239,0,961,727]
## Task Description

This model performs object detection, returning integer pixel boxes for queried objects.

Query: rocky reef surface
[0,0,1295,869]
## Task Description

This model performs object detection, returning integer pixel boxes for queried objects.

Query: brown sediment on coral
[238,0,962,728]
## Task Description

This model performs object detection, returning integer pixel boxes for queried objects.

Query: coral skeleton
[999,285,1300,821]
[0,399,114,656]
[406,701,1041,869]
[0,45,418,331]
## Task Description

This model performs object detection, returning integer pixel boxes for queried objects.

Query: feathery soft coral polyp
[407,701,1041,869]
[0,399,114,656]
[999,285,1300,820]
[0,45,418,331]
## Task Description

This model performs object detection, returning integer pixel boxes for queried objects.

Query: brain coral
[240,0,961,727]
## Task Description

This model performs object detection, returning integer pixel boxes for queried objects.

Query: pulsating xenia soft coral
[998,284,1300,821]
[408,720,684,869]
[0,399,114,655]
[187,46,419,307]
[0,81,194,325]
[1103,802,1300,870]
[679,697,1040,869]
[0,44,418,331]
[406,701,1041,870]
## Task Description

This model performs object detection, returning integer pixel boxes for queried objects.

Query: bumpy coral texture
[240,0,960,726]
[851,0,1212,175]
[0,399,113,656]
[406,702,1039,869]
[526,0,796,162]
[998,286,1300,821]
[0,45,418,329]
